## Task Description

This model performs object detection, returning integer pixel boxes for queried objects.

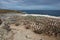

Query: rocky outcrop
[0,19,2,25]
[0,14,60,40]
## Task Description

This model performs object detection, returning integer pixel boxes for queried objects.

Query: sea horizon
[20,10,60,17]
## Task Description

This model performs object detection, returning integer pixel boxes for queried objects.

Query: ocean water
[20,10,60,16]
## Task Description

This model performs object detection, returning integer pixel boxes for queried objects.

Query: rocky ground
[0,14,60,40]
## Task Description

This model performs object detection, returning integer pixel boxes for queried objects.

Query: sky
[0,0,60,10]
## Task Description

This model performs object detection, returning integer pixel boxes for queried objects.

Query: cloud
[1,5,60,10]
[0,0,60,10]
[22,0,60,5]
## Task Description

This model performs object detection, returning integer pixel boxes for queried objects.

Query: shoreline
[25,14,60,19]
[0,13,60,19]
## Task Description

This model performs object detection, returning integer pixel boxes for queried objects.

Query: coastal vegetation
[0,12,60,40]
[0,9,21,13]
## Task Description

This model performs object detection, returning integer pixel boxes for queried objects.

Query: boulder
[0,19,2,25]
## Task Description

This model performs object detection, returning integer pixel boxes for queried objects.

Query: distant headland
[0,9,21,13]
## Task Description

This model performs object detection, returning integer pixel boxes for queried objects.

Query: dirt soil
[9,24,59,40]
